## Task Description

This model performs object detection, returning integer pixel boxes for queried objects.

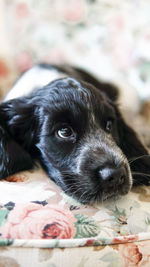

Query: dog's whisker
[132,171,150,179]
[129,154,150,164]
[63,183,83,194]
[78,189,90,203]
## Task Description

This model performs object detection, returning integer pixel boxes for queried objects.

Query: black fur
[0,64,150,203]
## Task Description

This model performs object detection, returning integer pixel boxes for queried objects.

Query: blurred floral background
[0,0,150,103]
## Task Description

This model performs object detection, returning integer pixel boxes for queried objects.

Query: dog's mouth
[59,171,132,204]
[44,147,133,204]
[63,182,131,204]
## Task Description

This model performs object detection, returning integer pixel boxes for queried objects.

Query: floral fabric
[0,1,150,265]
[0,168,150,250]
[0,169,150,265]
[1,241,150,267]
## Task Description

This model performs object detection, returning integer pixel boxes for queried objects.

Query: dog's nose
[98,166,126,187]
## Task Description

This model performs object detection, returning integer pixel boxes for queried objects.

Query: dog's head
[34,78,132,203]
[1,77,150,203]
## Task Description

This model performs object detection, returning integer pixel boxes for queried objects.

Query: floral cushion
[0,167,150,250]
[1,1,150,265]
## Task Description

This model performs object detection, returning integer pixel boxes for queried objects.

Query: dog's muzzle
[72,134,132,202]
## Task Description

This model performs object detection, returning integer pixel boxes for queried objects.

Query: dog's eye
[57,127,74,139]
[106,120,113,132]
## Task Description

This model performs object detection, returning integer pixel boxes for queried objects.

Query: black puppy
[0,64,150,203]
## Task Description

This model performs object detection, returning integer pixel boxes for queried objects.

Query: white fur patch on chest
[4,65,67,101]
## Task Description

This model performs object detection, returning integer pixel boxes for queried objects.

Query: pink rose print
[113,235,139,244]
[85,239,94,246]
[15,3,30,19]
[59,0,85,22]
[0,203,76,239]
[119,243,142,267]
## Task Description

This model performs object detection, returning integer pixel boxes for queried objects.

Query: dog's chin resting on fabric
[0,64,150,204]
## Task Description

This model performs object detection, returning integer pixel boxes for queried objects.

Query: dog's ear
[0,99,39,149]
[0,98,38,178]
[70,67,119,102]
[0,126,34,179]
[117,110,150,185]
[100,83,119,102]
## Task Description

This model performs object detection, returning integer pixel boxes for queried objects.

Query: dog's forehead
[45,77,113,125]
[50,77,106,105]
